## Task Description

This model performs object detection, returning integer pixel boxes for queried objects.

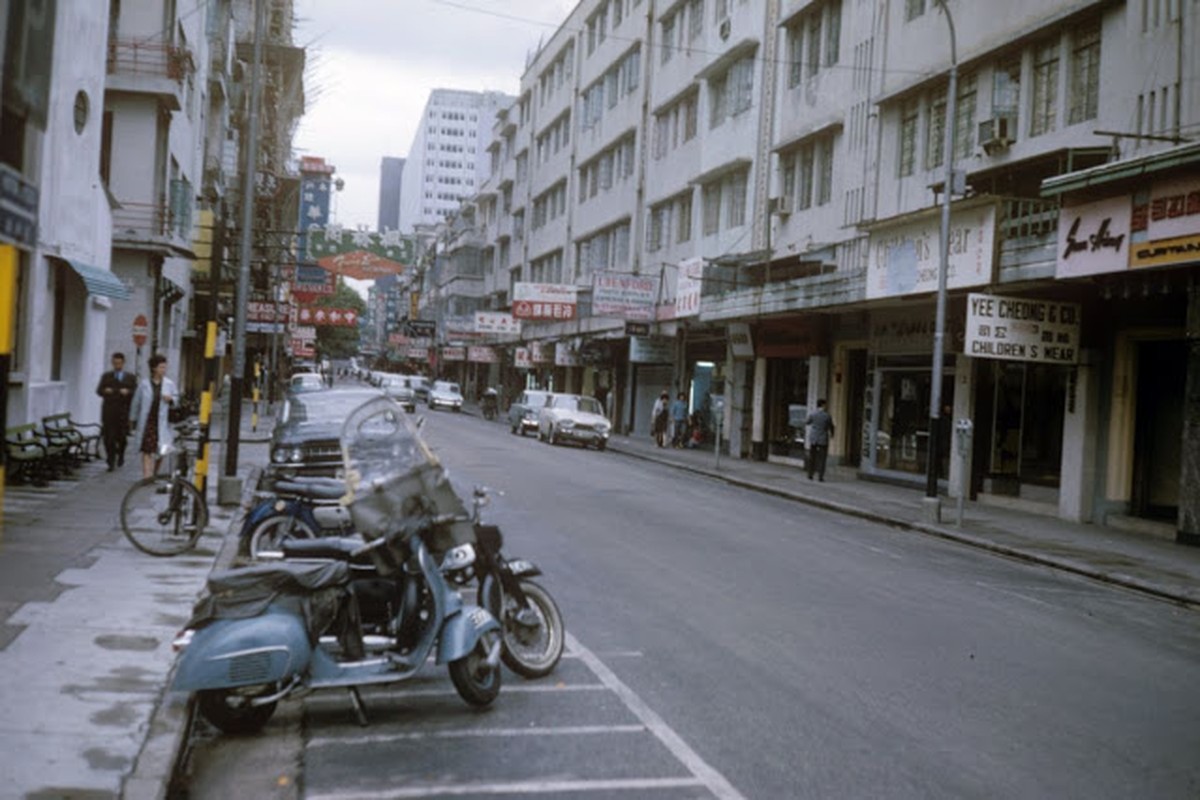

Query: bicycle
[120,420,209,556]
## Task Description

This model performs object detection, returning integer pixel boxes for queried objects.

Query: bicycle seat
[272,477,346,501]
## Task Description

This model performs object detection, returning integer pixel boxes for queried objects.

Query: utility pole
[925,0,958,522]
[220,0,265,502]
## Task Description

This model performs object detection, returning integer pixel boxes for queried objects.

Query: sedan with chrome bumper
[537,394,611,450]
[428,380,464,411]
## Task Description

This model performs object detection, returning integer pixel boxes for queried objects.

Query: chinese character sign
[674,258,704,318]
[306,225,416,279]
[593,273,659,320]
[297,170,333,291]
[474,311,520,336]
[512,283,578,320]
[297,307,359,327]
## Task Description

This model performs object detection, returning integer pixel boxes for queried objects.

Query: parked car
[537,393,611,450]
[427,380,463,412]
[508,389,553,436]
[288,372,325,394]
[269,387,383,478]
[378,374,417,413]
[409,375,432,403]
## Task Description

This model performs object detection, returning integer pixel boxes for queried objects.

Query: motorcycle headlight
[441,543,476,571]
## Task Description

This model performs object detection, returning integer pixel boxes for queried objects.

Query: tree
[312,279,366,359]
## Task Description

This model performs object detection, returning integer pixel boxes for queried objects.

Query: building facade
[461,0,1199,542]
[378,155,405,231]
[398,89,514,233]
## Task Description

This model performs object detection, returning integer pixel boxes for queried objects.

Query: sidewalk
[0,400,273,800]
[604,432,1200,608]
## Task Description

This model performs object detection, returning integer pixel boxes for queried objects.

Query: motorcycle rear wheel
[196,688,277,735]
[243,515,318,559]
[448,630,502,707]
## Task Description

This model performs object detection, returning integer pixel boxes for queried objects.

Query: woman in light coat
[128,354,177,479]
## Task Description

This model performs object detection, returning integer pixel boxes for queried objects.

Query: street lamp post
[925,0,958,520]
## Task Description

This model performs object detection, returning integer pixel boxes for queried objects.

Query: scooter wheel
[498,580,565,679]
[448,630,502,707]
[197,688,277,735]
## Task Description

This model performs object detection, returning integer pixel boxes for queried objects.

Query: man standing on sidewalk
[806,399,835,482]
[96,352,137,471]
[669,392,689,448]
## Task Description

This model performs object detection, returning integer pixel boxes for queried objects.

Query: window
[688,0,704,40]
[824,0,841,66]
[648,203,669,251]
[954,73,977,160]
[701,169,750,235]
[1069,20,1101,124]
[781,155,797,205]
[926,93,946,170]
[683,92,698,140]
[798,144,815,209]
[710,73,728,128]
[787,21,804,88]
[730,58,754,115]
[816,136,833,206]
[905,0,925,21]
[727,171,747,227]
[677,192,693,242]
[662,15,676,63]
[898,99,918,176]
[993,54,1021,118]
[702,183,721,235]
[806,15,821,78]
[1031,36,1059,136]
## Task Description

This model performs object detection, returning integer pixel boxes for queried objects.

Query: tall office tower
[377,156,405,231]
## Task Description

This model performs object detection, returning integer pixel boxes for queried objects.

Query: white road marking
[567,632,748,800]
[308,724,646,748]
[307,776,705,799]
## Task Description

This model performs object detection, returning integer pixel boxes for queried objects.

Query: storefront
[755,318,826,463]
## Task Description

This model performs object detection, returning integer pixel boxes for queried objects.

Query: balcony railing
[112,180,194,244]
[997,196,1060,281]
[107,38,193,82]
[998,196,1059,241]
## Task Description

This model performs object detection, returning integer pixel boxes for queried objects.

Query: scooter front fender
[172,610,311,692]
[436,605,500,665]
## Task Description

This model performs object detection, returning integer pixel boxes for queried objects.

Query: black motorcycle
[278,487,564,679]
[480,388,499,421]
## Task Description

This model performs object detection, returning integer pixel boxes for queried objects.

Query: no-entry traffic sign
[132,314,148,347]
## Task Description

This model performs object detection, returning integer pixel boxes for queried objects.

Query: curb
[609,443,1200,610]
[123,466,263,800]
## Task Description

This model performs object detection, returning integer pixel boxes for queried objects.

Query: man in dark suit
[96,352,137,470]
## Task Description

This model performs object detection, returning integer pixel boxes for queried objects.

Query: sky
[292,0,579,231]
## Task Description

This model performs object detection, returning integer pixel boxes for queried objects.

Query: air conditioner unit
[771,195,794,216]
[718,18,732,41]
[978,115,1014,155]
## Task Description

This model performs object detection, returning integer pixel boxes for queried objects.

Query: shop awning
[1041,141,1200,196]
[54,257,131,300]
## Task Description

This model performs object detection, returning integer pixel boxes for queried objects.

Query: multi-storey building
[398,89,514,233]
[1,2,121,427]
[378,156,405,231]
[468,0,1200,542]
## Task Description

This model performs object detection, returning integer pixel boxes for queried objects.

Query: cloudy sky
[293,0,578,230]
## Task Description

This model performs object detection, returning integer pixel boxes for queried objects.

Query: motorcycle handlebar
[349,512,468,558]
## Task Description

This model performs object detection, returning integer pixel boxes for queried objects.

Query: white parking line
[308,724,646,748]
[308,776,706,799]
[567,633,748,800]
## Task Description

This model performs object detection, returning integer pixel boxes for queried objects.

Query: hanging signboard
[474,311,520,336]
[1055,195,1131,278]
[0,163,38,248]
[1130,175,1200,270]
[592,273,658,320]
[728,322,754,360]
[403,320,436,338]
[514,347,533,369]
[629,336,674,364]
[674,257,704,318]
[554,342,581,366]
[468,345,500,363]
[866,202,996,299]
[965,293,1080,365]
[306,223,416,279]
[297,306,359,327]
[512,283,577,320]
[442,346,466,362]
[529,341,554,364]
[406,345,430,361]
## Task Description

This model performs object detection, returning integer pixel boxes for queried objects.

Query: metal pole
[0,245,18,538]
[926,0,958,518]
[224,0,266,480]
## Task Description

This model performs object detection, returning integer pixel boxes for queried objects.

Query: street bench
[5,424,55,486]
[42,413,102,465]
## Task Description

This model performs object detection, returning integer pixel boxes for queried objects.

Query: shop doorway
[766,358,810,460]
[844,349,867,467]
[980,361,1067,498]
[1132,340,1185,520]
[866,359,954,480]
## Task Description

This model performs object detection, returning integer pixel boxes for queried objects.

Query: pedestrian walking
[129,354,177,479]
[651,391,669,448]
[670,391,688,448]
[805,399,835,481]
[95,352,137,471]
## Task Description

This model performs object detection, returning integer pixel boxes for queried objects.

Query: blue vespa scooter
[171,397,502,734]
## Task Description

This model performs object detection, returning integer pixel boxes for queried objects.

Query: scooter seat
[283,536,370,563]
[207,560,351,596]
[273,477,346,501]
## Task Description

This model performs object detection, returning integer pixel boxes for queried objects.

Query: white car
[537,394,611,450]
[428,380,464,411]
[378,374,417,412]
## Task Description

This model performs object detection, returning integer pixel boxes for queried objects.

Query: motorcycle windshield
[340,396,448,540]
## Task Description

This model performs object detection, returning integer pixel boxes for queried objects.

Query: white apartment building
[2,1,118,426]
[398,89,514,233]
[103,0,212,385]
[467,0,1200,539]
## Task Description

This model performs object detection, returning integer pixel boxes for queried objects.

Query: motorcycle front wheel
[242,514,318,559]
[498,580,565,679]
[196,688,277,735]
[448,630,502,707]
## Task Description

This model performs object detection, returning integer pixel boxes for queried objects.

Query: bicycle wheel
[121,477,208,556]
